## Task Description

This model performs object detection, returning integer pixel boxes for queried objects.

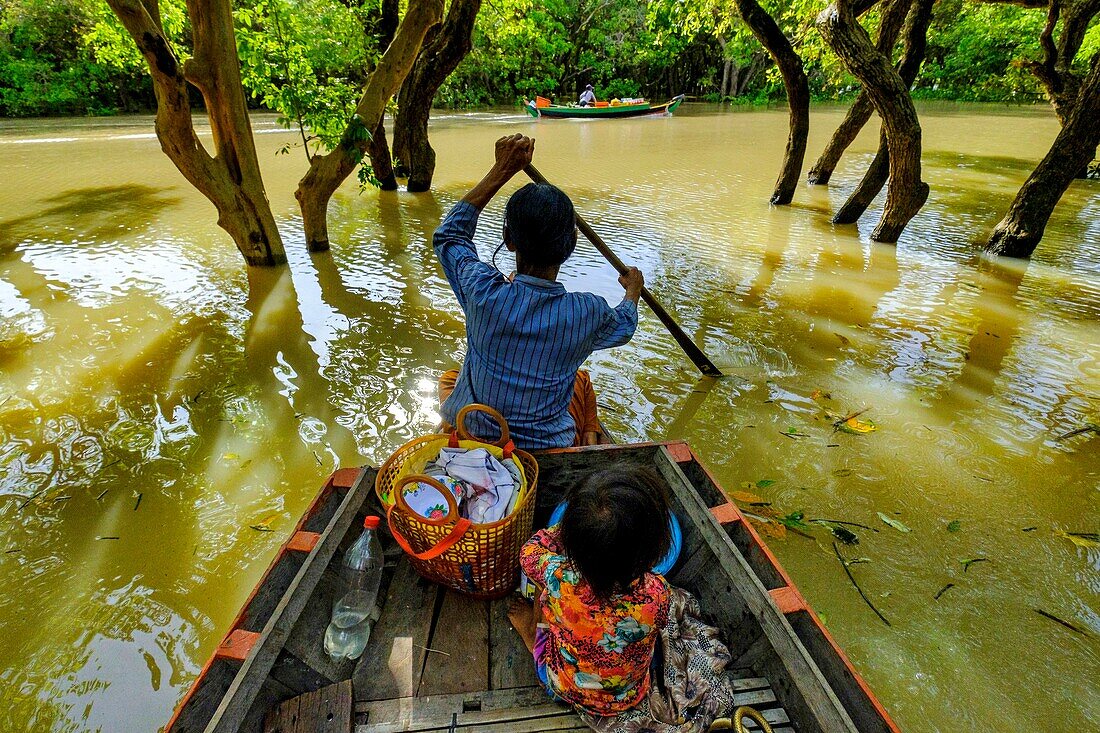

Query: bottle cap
[363,515,380,530]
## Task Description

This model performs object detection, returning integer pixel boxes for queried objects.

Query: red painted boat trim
[168,444,899,732]
[215,630,261,662]
[165,468,364,732]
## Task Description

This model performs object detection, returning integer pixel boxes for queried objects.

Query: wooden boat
[524,95,685,119]
[166,441,899,732]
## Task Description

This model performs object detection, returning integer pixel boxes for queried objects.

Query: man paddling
[433,134,643,449]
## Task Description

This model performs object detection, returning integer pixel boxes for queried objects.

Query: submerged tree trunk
[732,0,810,205]
[105,0,285,266]
[987,55,1100,257]
[818,0,932,242]
[366,0,400,191]
[391,0,482,192]
[369,118,399,190]
[296,0,443,250]
[808,0,910,185]
[832,0,935,225]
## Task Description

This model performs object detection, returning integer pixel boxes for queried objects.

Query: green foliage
[0,0,1087,117]
[916,0,1046,102]
[235,0,379,158]
[2,0,139,115]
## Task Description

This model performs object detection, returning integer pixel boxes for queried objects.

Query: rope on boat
[708,705,775,733]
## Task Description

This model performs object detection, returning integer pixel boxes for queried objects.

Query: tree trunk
[392,0,482,192]
[987,54,1100,257]
[369,117,399,190]
[105,0,286,266]
[832,0,934,225]
[818,0,932,242]
[733,0,810,205]
[717,35,731,98]
[808,0,910,185]
[1021,0,1100,176]
[366,0,400,191]
[295,0,443,250]
[832,127,890,222]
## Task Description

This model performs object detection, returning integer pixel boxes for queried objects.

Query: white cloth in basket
[426,447,522,524]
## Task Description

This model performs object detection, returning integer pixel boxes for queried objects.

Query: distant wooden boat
[524,95,685,119]
[166,442,899,732]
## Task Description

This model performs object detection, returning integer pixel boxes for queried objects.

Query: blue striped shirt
[434,201,638,449]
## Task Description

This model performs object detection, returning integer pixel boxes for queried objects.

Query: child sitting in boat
[510,467,672,715]
[433,133,644,449]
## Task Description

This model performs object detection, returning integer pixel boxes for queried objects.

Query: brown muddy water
[0,104,1097,732]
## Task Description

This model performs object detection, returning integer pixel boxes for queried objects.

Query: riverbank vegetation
[2,0,1096,261]
[0,0,1081,116]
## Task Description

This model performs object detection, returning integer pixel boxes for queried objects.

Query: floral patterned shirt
[520,528,670,716]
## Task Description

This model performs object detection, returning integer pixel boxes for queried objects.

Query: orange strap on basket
[387,505,472,560]
[389,474,472,561]
[455,403,514,458]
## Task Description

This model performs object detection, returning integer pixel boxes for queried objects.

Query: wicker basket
[376,404,538,599]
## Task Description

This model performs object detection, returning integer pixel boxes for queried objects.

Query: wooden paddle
[524,165,724,377]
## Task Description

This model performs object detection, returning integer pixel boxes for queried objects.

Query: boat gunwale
[524,95,684,119]
[167,441,898,733]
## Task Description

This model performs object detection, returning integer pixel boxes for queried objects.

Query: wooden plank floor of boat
[263,553,795,732]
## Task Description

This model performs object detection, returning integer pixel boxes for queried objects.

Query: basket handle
[453,403,514,458]
[393,474,460,526]
[388,474,472,561]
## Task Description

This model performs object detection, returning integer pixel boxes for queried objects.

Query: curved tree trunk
[732,0,809,205]
[105,0,286,266]
[370,118,399,191]
[392,0,482,192]
[818,0,931,242]
[295,0,443,251]
[832,0,935,225]
[367,0,400,191]
[808,0,910,185]
[987,54,1100,257]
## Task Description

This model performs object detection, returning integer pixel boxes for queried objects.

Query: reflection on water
[0,106,1097,732]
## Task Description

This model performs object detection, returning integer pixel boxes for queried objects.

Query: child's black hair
[504,182,577,268]
[560,467,672,600]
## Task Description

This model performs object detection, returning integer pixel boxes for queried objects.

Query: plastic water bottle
[324,515,383,661]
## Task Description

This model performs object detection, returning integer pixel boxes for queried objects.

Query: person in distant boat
[578,84,596,107]
[433,133,643,450]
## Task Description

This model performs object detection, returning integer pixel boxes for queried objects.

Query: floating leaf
[960,557,988,572]
[877,512,911,533]
[830,525,860,545]
[731,490,767,505]
[947,520,961,533]
[832,468,853,477]
[778,510,811,531]
[810,389,830,401]
[834,332,850,346]
[845,557,871,565]
[249,514,278,532]
[743,511,787,540]
[839,417,877,434]
[752,520,787,540]
[222,452,240,461]
[1055,530,1100,549]
[755,479,776,489]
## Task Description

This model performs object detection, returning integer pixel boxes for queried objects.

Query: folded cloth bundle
[425,447,522,524]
